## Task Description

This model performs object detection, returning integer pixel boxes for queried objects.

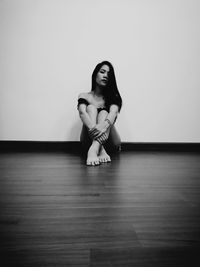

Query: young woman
[77,61,122,166]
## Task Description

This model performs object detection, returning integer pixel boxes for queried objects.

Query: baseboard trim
[122,142,200,152]
[0,141,81,153]
[0,141,200,152]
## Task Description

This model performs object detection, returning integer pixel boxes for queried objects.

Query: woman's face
[96,64,110,87]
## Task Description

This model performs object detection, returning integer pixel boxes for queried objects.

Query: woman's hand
[88,122,108,139]
[89,121,109,140]
[96,132,109,145]
[94,122,108,138]
[88,126,98,140]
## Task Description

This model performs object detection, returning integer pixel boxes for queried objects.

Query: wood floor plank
[0,151,200,266]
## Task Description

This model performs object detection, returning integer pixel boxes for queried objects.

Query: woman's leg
[80,123,121,153]
[80,105,101,166]
[97,110,121,162]
[80,105,121,165]
[105,125,121,152]
[96,110,112,163]
[80,104,97,151]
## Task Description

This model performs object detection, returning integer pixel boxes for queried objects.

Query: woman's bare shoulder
[78,92,93,102]
[78,92,91,99]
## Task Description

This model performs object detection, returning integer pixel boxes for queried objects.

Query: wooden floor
[0,150,200,266]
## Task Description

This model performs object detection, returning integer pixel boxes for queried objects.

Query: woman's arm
[77,93,95,130]
[78,105,95,130]
[91,104,119,139]
[105,104,119,125]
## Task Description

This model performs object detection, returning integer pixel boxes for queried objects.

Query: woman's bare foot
[98,146,111,163]
[86,141,100,166]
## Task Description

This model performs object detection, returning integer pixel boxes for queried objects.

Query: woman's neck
[93,85,103,97]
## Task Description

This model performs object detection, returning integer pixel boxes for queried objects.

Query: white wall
[0,0,200,142]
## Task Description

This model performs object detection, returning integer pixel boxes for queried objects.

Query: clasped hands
[88,122,109,145]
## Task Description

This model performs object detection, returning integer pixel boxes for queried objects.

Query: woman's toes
[99,155,111,163]
[86,157,100,166]
[99,157,105,163]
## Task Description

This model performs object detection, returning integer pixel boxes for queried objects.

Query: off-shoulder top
[77,98,110,113]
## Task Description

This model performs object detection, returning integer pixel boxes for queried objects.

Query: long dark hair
[91,61,122,111]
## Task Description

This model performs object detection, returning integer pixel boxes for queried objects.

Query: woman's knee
[98,109,108,120]
[86,104,97,114]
